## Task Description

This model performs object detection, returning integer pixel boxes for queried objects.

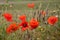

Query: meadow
[0,0,60,40]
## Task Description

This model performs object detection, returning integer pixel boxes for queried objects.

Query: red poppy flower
[6,23,19,34]
[47,16,58,25]
[3,12,13,22]
[27,3,35,8]
[19,21,28,31]
[30,18,39,30]
[40,10,46,16]
[19,15,26,21]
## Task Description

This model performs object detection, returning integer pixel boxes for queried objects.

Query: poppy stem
[26,30,31,40]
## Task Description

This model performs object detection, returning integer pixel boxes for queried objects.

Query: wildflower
[19,15,26,21]
[19,21,28,31]
[3,12,13,22]
[47,16,58,25]
[6,23,19,34]
[40,10,46,17]
[30,18,39,30]
[27,3,35,8]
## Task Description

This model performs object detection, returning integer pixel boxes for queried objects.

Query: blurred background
[0,0,60,40]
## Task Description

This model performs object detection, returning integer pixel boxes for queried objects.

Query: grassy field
[0,0,60,40]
